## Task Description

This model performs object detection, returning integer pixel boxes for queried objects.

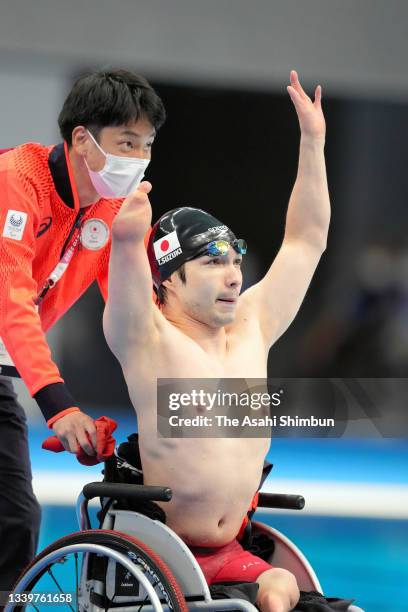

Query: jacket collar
[48,142,80,210]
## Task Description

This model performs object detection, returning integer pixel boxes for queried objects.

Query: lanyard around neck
[34,210,86,305]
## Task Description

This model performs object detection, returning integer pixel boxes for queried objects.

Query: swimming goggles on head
[205,239,247,256]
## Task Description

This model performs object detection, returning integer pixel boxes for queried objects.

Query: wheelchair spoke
[47,566,75,612]
[14,530,188,612]
[137,595,151,612]
[74,553,79,612]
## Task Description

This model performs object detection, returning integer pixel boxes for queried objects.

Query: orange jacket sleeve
[0,165,75,419]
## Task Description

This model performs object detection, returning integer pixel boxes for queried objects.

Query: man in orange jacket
[0,68,165,589]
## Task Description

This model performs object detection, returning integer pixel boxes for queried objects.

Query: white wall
[0,53,67,145]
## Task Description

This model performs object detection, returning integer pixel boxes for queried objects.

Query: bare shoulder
[121,306,199,375]
[229,241,325,349]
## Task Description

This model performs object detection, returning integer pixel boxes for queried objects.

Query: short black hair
[157,265,186,306]
[58,69,166,145]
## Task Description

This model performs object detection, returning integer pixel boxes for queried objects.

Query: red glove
[42,416,117,466]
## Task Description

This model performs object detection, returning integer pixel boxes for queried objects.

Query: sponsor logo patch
[2,210,28,241]
[36,216,52,238]
[153,230,182,263]
[208,225,228,233]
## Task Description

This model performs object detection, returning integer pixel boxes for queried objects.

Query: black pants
[0,376,41,591]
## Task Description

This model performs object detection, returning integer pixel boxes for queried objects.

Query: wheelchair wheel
[9,529,188,612]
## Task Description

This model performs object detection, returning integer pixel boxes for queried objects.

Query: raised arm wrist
[299,134,326,149]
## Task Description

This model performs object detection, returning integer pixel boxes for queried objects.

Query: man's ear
[71,126,90,155]
[162,275,179,298]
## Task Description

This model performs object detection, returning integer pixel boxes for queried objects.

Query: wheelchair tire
[11,529,188,611]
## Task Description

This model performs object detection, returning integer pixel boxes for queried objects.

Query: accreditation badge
[80,219,110,251]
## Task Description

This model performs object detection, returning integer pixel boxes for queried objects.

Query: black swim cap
[148,207,237,288]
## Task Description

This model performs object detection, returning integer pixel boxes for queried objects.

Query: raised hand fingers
[314,85,322,108]
[138,180,152,194]
[128,182,152,204]
[287,85,302,107]
[290,70,310,101]
[289,72,323,108]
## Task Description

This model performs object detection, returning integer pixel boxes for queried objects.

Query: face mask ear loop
[86,129,107,157]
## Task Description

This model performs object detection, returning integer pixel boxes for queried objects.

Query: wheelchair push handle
[83,482,172,502]
[258,492,305,510]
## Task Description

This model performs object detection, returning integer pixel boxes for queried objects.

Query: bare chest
[156,321,267,380]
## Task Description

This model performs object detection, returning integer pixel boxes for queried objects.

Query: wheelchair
[7,447,365,612]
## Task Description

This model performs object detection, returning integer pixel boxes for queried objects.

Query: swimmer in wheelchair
[7,73,363,610]
[65,72,335,611]
[9,436,363,612]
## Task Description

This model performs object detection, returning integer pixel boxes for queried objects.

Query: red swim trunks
[190,539,273,585]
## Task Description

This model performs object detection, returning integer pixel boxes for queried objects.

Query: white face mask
[85,130,150,198]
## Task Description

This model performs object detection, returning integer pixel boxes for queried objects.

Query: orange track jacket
[0,142,123,421]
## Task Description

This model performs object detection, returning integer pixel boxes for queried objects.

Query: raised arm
[244,70,330,348]
[103,181,160,364]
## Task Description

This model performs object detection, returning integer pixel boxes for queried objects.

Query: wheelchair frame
[8,481,364,612]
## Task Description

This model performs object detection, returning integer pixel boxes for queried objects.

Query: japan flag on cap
[153,230,181,261]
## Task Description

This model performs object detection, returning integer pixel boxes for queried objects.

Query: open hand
[287,70,325,141]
